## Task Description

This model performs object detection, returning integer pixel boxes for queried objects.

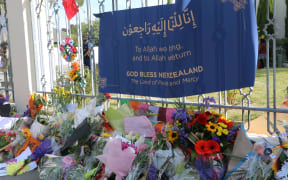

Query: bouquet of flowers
[28,93,47,118]
[0,130,16,162]
[39,155,84,180]
[68,62,85,91]
[50,86,72,112]
[60,38,77,62]
[283,86,288,106]
[165,98,240,179]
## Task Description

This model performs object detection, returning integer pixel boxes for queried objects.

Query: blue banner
[97,0,258,98]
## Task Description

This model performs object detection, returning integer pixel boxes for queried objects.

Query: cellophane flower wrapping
[39,155,84,180]
[194,154,226,180]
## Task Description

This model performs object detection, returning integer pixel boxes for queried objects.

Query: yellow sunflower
[168,129,178,143]
[206,122,218,133]
[21,128,31,139]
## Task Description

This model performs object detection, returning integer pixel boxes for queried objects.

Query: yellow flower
[218,122,227,128]
[31,93,35,102]
[168,129,178,143]
[64,90,71,95]
[71,74,78,81]
[6,160,30,175]
[206,122,218,133]
[21,128,31,139]
[101,133,111,138]
[216,127,223,136]
[68,71,74,77]
[222,129,229,135]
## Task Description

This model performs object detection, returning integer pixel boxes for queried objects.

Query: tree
[257,0,274,38]
[70,20,100,46]
[286,0,288,38]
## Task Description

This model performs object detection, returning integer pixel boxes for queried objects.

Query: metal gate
[29,0,288,134]
[0,0,14,102]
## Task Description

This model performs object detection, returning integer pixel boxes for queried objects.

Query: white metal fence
[29,0,288,134]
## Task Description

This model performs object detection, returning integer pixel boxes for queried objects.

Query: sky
[57,0,172,26]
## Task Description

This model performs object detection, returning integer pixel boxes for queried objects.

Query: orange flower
[72,62,79,67]
[206,140,220,154]
[154,123,165,133]
[195,140,208,155]
[103,122,113,132]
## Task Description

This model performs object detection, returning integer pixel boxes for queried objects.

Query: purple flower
[226,126,240,142]
[195,156,225,180]
[226,133,234,142]
[29,138,53,161]
[203,96,216,109]
[178,128,189,146]
[212,137,221,144]
[173,108,191,125]
[232,125,240,132]
[0,95,9,106]
[146,164,158,180]
[6,158,17,164]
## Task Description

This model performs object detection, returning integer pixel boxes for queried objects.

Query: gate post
[6,0,36,114]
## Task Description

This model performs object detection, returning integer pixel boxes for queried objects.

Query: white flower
[276,160,288,180]
[69,40,74,46]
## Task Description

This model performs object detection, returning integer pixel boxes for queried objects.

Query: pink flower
[138,144,147,152]
[62,156,76,167]
[60,47,65,52]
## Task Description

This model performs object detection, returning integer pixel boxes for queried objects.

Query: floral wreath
[60,38,77,62]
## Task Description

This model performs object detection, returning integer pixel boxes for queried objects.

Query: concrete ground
[246,106,288,135]
[1,171,39,180]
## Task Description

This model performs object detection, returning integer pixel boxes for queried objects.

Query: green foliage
[286,0,288,38]
[75,0,84,7]
[71,21,100,47]
[84,67,92,95]
[257,0,274,38]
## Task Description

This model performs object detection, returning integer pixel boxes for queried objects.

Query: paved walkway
[246,106,288,135]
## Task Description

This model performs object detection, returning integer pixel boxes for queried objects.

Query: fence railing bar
[218,91,222,114]
[224,90,227,119]
[28,91,282,113]
[273,38,277,133]
[4,0,15,101]
[45,0,55,88]
[54,1,63,75]
[0,87,13,91]
[35,0,46,91]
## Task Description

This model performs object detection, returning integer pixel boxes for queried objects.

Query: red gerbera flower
[194,112,209,125]
[206,140,220,154]
[195,140,208,155]
[104,93,111,100]
[72,47,77,53]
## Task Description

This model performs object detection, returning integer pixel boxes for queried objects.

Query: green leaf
[190,150,197,161]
